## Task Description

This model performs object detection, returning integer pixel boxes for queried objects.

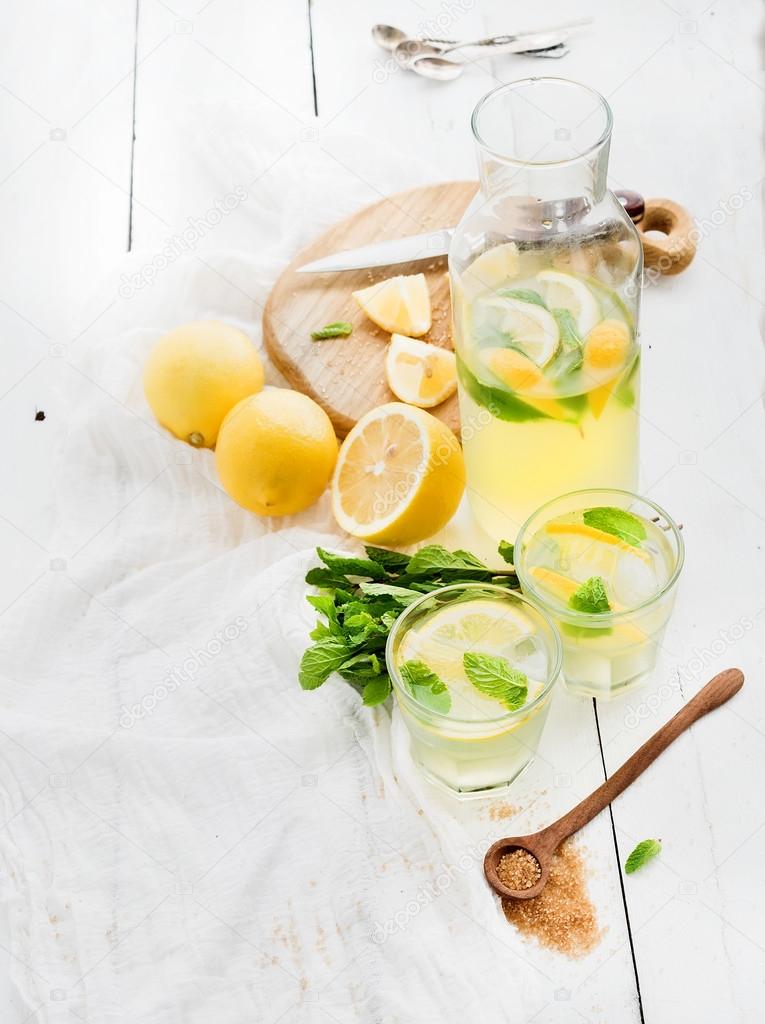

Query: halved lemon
[385,334,457,408]
[483,296,560,367]
[536,270,600,337]
[331,402,464,545]
[352,273,431,336]
[461,242,519,298]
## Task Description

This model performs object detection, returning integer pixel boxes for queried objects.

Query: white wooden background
[1,1,764,1021]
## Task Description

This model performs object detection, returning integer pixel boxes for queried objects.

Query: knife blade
[296,228,454,273]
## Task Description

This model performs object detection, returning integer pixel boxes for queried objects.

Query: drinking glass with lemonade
[515,490,684,699]
[387,584,562,796]
[449,79,642,539]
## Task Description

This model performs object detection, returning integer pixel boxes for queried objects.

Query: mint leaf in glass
[498,540,514,564]
[583,506,647,547]
[400,660,451,714]
[569,576,611,614]
[463,653,528,711]
[625,838,662,874]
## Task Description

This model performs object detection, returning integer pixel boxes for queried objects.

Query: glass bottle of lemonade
[450,79,643,541]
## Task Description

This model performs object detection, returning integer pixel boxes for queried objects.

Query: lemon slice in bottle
[461,242,520,298]
[482,297,560,367]
[536,269,600,336]
[352,273,431,336]
[385,334,457,408]
[331,402,464,544]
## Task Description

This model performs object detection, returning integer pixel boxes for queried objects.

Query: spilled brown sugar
[497,848,541,891]
[501,840,601,958]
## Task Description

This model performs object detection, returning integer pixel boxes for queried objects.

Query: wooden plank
[310,1,643,1017]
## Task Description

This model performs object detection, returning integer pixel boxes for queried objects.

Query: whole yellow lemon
[215,388,338,516]
[143,320,264,448]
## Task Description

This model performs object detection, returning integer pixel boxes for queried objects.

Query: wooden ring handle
[637,197,696,275]
[537,668,744,854]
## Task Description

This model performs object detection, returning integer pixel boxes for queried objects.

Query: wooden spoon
[484,668,744,900]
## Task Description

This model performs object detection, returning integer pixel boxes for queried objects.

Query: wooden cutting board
[263,181,477,437]
[263,182,693,437]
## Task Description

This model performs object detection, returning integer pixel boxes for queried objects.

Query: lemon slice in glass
[353,273,431,337]
[536,269,600,336]
[385,334,457,408]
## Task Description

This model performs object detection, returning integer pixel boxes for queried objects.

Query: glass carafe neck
[472,79,613,206]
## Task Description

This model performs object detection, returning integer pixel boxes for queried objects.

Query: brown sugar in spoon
[484,668,744,901]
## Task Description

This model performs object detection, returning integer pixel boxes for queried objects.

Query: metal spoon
[394,30,572,72]
[484,668,744,901]
[371,23,457,51]
[412,45,569,81]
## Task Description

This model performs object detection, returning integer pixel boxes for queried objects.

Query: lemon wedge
[331,402,464,545]
[536,270,600,337]
[352,273,431,336]
[385,334,457,408]
[544,521,652,564]
[480,348,575,422]
[461,242,520,298]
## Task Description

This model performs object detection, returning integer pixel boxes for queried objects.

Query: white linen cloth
[0,105,552,1022]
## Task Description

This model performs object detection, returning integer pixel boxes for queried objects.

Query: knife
[294,191,648,274]
[296,229,454,274]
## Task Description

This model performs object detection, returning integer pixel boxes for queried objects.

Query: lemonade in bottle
[386,584,562,796]
[450,79,642,540]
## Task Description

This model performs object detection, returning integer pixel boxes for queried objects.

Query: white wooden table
[1,1,763,1020]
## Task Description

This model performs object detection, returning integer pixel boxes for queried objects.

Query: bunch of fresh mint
[299,542,517,706]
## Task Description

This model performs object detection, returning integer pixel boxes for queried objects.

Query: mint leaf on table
[583,506,647,547]
[299,639,352,690]
[299,540,521,708]
[316,547,387,580]
[362,675,392,706]
[406,544,487,576]
[311,321,353,340]
[498,540,514,564]
[463,653,527,711]
[569,576,611,614]
[624,839,662,874]
[365,546,411,571]
[358,582,421,604]
[497,288,547,308]
[400,660,451,715]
